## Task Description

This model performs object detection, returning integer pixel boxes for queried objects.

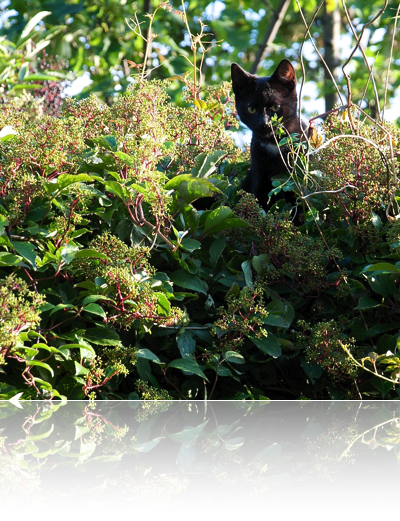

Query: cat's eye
[247,106,256,114]
[271,104,281,112]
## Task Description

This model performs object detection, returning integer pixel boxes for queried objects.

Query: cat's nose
[261,115,270,127]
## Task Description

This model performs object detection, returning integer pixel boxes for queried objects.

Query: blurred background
[0,0,399,127]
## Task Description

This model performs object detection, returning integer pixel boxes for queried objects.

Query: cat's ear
[270,60,296,90]
[231,63,257,93]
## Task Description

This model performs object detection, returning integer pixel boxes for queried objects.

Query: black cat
[231,60,305,211]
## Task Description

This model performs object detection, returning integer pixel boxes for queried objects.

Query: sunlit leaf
[167,358,209,381]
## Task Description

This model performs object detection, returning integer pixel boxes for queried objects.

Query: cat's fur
[231,60,304,210]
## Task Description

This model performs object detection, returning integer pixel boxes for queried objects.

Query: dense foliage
[0,69,400,400]
[1,2,400,400]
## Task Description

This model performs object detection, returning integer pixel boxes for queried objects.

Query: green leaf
[85,328,120,346]
[73,249,109,260]
[38,251,57,267]
[60,244,79,264]
[28,41,54,61]
[28,360,54,377]
[206,102,220,112]
[70,228,90,239]
[19,11,52,41]
[115,151,136,166]
[126,182,149,196]
[49,303,76,316]
[32,377,52,391]
[28,343,58,355]
[167,74,188,82]
[223,351,245,364]
[105,181,128,200]
[73,362,89,376]
[364,263,399,273]
[347,278,368,298]
[60,343,96,359]
[204,206,232,233]
[261,314,286,327]
[225,282,240,300]
[241,260,253,287]
[9,84,43,91]
[371,376,394,398]
[57,173,94,191]
[194,99,207,110]
[168,421,209,443]
[164,174,193,190]
[170,270,208,295]
[12,241,37,267]
[300,357,323,384]
[355,297,381,310]
[0,214,8,235]
[92,135,118,151]
[82,296,115,309]
[179,238,201,251]
[209,236,226,268]
[335,228,357,247]
[83,303,106,319]
[203,211,248,236]
[367,273,398,298]
[371,212,382,230]
[75,281,98,291]
[191,150,226,178]
[167,358,209,381]
[137,348,162,364]
[252,254,275,276]
[0,126,18,142]
[155,292,171,316]
[369,322,400,337]
[179,178,221,204]
[20,347,39,360]
[248,333,282,358]
[23,73,60,82]
[82,295,110,305]
[176,330,196,359]
[0,251,23,266]
[266,300,295,329]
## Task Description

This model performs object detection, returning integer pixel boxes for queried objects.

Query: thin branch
[382,3,400,121]
[296,0,344,119]
[300,184,357,199]
[250,0,291,75]
[341,0,388,127]
[322,0,341,111]
[357,54,378,133]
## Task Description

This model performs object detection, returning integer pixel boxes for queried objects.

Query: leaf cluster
[2,69,400,400]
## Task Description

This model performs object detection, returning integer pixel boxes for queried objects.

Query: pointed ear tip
[280,59,294,69]
[231,63,245,79]
[275,59,296,81]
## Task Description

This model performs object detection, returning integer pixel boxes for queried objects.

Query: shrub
[1,63,400,400]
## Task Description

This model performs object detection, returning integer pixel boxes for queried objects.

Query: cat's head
[231,60,299,139]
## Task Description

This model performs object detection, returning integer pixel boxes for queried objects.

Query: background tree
[322,0,341,111]
[0,1,399,116]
